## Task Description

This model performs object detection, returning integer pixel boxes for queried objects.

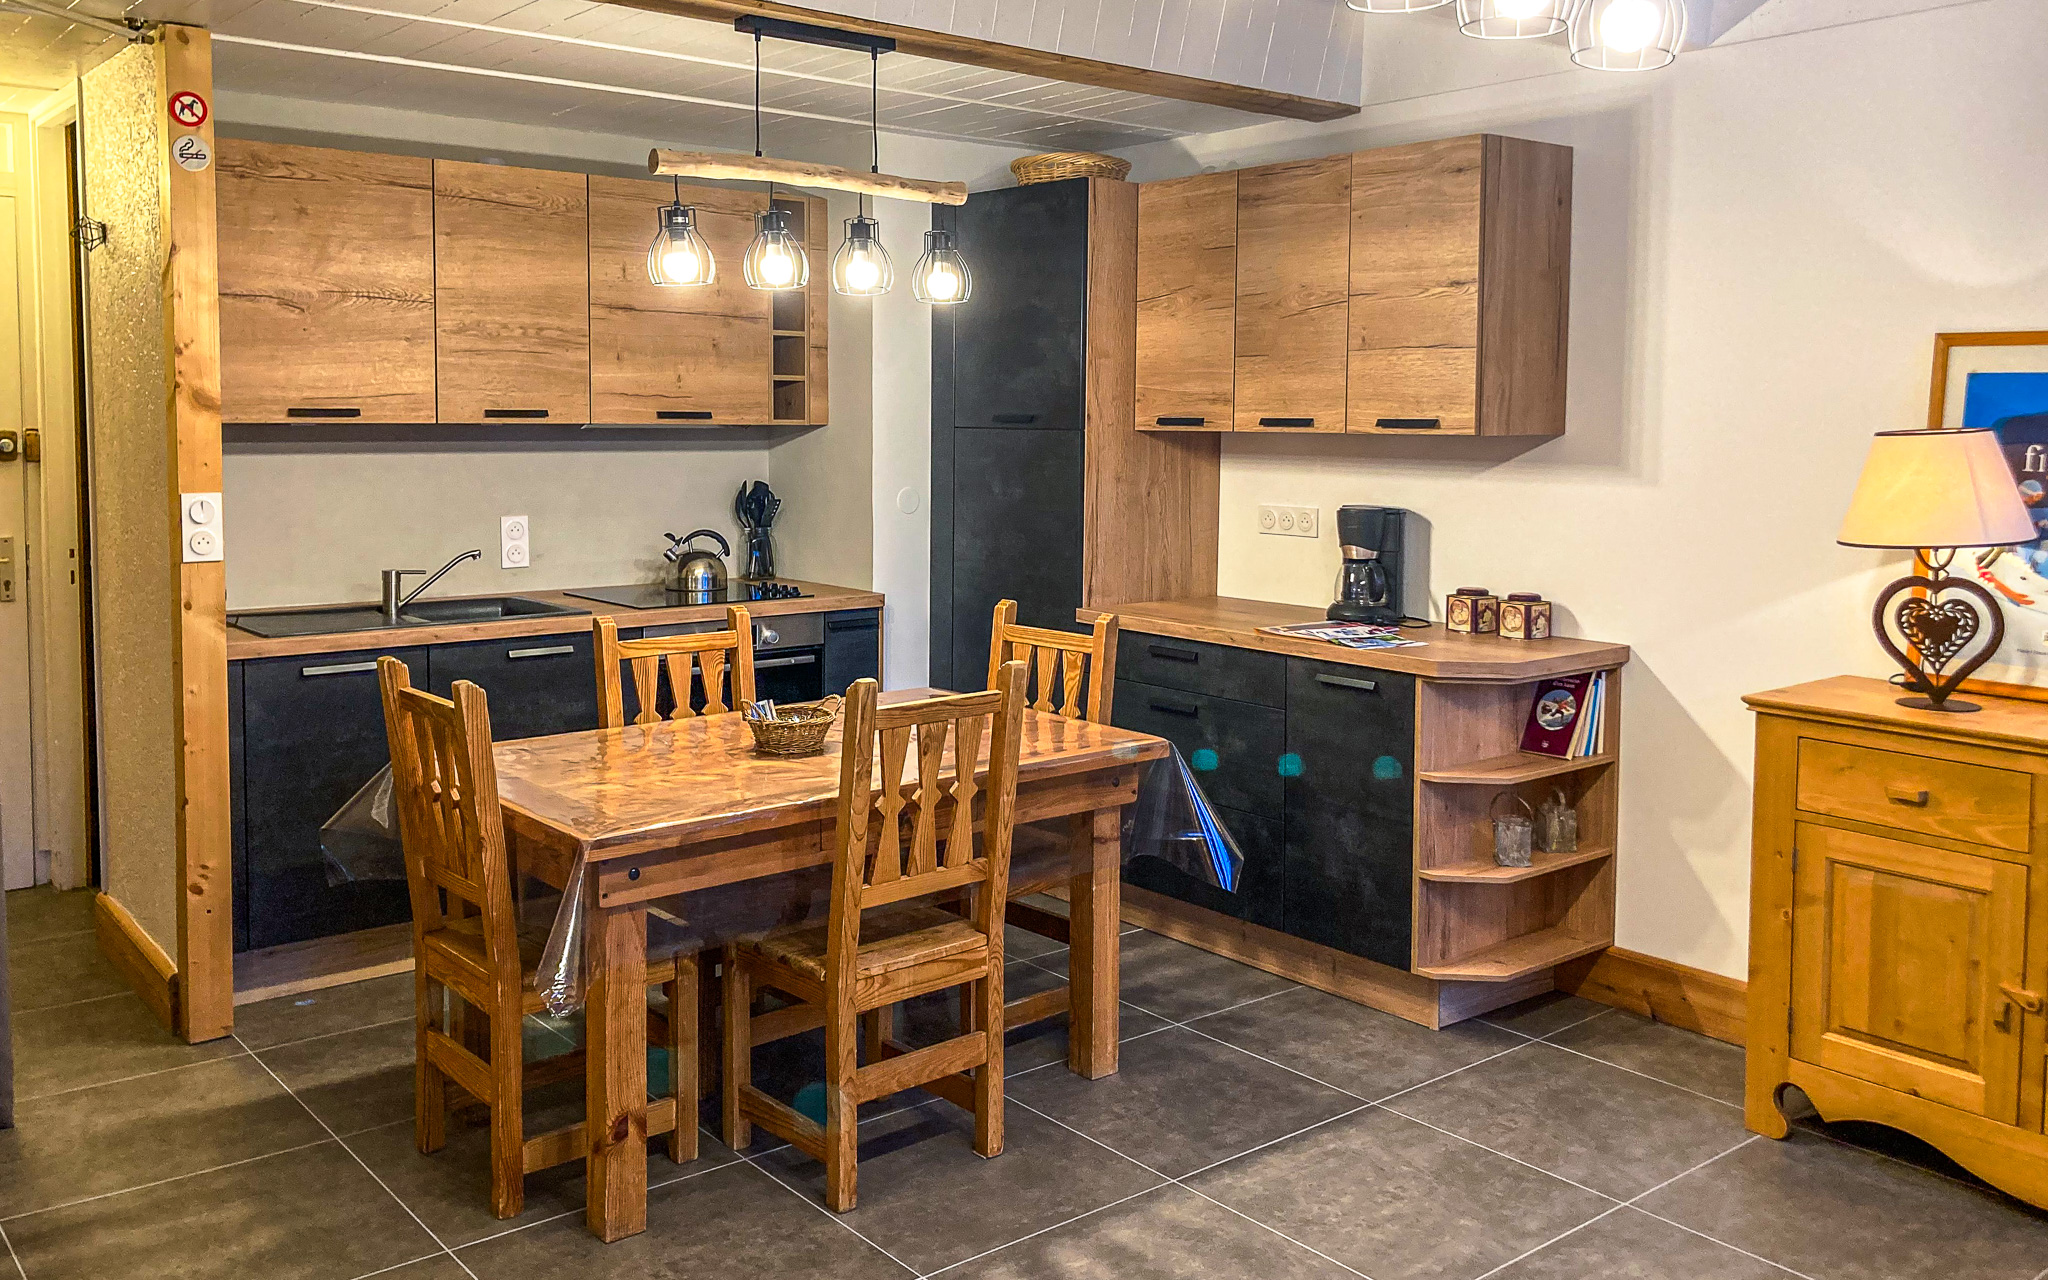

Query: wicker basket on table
[1010,152,1132,185]
[744,696,842,758]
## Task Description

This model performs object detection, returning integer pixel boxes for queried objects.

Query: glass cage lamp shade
[831,215,894,296]
[742,207,810,292]
[1457,0,1571,39]
[912,229,972,305]
[1344,0,1452,11]
[646,202,715,286]
[1569,0,1686,70]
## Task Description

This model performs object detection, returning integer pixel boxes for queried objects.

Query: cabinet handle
[992,413,1038,425]
[1884,784,1931,806]
[756,654,817,669]
[1316,673,1380,694]
[1258,417,1314,428]
[484,408,549,419]
[287,407,360,419]
[1147,643,1199,663]
[301,660,379,677]
[657,410,714,421]
[507,645,576,660]
[1154,416,1206,427]
[1376,418,1441,431]
[1148,698,1201,718]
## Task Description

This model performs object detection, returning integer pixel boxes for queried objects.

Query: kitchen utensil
[664,529,730,601]
[744,695,841,757]
[735,483,753,529]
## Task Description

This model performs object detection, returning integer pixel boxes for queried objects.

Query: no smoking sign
[169,90,208,128]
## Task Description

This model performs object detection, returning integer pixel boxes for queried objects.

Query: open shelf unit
[1411,669,1623,983]
[767,195,828,424]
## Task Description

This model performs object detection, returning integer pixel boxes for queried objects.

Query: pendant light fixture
[646,176,714,286]
[1456,0,1570,39]
[742,31,810,292]
[912,229,971,305]
[832,49,895,296]
[1344,0,1451,12]
[1569,0,1686,70]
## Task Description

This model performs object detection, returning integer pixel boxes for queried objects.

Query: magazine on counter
[1257,620,1428,650]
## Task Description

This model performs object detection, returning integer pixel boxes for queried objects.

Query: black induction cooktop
[563,581,811,610]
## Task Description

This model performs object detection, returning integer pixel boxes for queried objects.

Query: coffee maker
[1328,506,1409,624]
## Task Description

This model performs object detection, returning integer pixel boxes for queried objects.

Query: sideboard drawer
[1796,738,2033,852]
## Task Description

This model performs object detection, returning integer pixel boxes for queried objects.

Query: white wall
[1110,0,2048,978]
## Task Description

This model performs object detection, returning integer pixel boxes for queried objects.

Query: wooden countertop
[226,580,885,661]
[1745,674,2048,752]
[1081,596,1630,683]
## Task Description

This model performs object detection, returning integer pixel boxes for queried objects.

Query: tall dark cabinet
[931,178,1223,689]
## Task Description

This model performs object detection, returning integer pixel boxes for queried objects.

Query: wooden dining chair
[593,606,756,728]
[378,657,697,1219]
[986,599,1119,1033]
[722,664,1029,1212]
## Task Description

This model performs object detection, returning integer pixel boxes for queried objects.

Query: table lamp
[1838,427,2035,712]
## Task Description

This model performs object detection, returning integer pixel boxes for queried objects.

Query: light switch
[181,491,224,563]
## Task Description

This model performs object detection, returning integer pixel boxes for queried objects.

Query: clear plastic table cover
[322,742,1242,1016]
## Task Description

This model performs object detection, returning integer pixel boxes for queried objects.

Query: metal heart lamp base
[1870,570,2004,713]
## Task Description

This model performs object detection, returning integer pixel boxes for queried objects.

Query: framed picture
[1928,331,2048,701]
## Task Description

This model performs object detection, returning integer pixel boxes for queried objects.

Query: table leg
[586,905,649,1242]
[1067,805,1122,1079]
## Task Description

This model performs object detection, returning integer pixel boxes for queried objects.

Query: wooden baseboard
[232,921,415,1006]
[1557,946,1746,1046]
[94,892,178,1031]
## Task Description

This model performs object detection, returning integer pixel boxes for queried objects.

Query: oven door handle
[755,653,818,669]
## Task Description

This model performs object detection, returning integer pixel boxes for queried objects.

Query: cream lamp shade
[1837,428,2035,550]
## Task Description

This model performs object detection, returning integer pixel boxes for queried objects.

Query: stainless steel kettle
[664,529,729,602]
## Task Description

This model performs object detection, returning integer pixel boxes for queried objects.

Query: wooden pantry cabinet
[217,139,437,423]
[1746,677,2048,1209]
[1134,133,1572,439]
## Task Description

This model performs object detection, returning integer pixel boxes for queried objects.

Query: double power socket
[1257,504,1320,539]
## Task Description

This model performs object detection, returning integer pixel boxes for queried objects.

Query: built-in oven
[638,612,824,707]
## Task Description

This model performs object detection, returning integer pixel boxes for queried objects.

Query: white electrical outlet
[501,514,530,569]
[1257,504,1319,539]
[181,492,224,563]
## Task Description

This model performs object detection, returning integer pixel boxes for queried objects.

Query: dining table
[490,688,1171,1242]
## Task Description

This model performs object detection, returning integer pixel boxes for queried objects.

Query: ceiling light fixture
[647,176,713,286]
[1456,0,1571,39]
[742,31,810,292]
[832,48,895,297]
[1569,0,1686,70]
[912,229,971,305]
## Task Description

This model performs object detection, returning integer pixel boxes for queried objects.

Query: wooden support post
[586,906,649,1241]
[1067,805,1122,1078]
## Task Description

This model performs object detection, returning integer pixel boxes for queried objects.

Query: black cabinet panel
[429,632,596,740]
[1126,804,1282,929]
[1112,679,1284,820]
[229,662,248,952]
[240,647,423,950]
[940,180,1088,434]
[1281,658,1417,968]
[821,609,881,696]
[1117,631,1286,708]
[948,427,1085,689]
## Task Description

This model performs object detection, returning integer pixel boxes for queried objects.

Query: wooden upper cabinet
[1136,171,1236,432]
[1349,134,1571,437]
[434,161,590,424]
[1234,156,1350,433]
[588,175,771,425]
[217,140,436,424]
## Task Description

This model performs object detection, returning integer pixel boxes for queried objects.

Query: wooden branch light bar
[648,148,969,206]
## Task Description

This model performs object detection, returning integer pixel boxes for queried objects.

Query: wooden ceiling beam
[603,0,1360,124]
[649,147,969,203]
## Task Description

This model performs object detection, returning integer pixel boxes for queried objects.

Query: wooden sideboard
[1134,134,1572,439]
[1746,676,2048,1208]
[216,138,826,427]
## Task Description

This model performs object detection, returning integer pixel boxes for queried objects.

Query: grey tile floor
[7,883,2048,1279]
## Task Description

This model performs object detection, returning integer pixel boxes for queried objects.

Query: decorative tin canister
[1446,587,1499,634]
[1500,593,1553,641]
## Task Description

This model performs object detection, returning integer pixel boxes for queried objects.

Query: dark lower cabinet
[821,609,881,695]
[428,633,598,739]
[1282,659,1416,969]
[1113,680,1284,819]
[229,662,248,952]
[1126,804,1283,930]
[944,427,1085,688]
[239,646,423,950]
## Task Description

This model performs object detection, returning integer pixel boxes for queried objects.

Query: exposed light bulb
[1599,0,1662,52]
[923,261,961,301]
[844,253,881,292]
[759,245,795,287]
[660,244,701,284]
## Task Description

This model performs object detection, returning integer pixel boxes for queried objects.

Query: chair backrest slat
[985,598,1119,724]
[594,607,756,728]
[824,666,1028,988]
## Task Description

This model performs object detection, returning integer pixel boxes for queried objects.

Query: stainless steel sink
[230,596,588,639]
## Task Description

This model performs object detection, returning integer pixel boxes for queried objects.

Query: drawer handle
[484,408,550,419]
[1154,416,1206,426]
[657,410,714,420]
[286,407,360,419]
[1376,418,1441,431]
[1258,417,1314,428]
[756,654,816,669]
[992,413,1038,425]
[1148,698,1201,718]
[508,645,577,660]
[301,660,378,677]
[1316,674,1379,694]
[1884,784,1931,806]
[1148,643,1199,663]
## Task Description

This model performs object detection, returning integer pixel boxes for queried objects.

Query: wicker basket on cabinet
[1010,152,1132,184]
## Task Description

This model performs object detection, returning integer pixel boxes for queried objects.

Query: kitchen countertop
[226,580,885,661]
[1081,596,1629,683]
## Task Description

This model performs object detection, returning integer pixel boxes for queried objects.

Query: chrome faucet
[381,549,483,624]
